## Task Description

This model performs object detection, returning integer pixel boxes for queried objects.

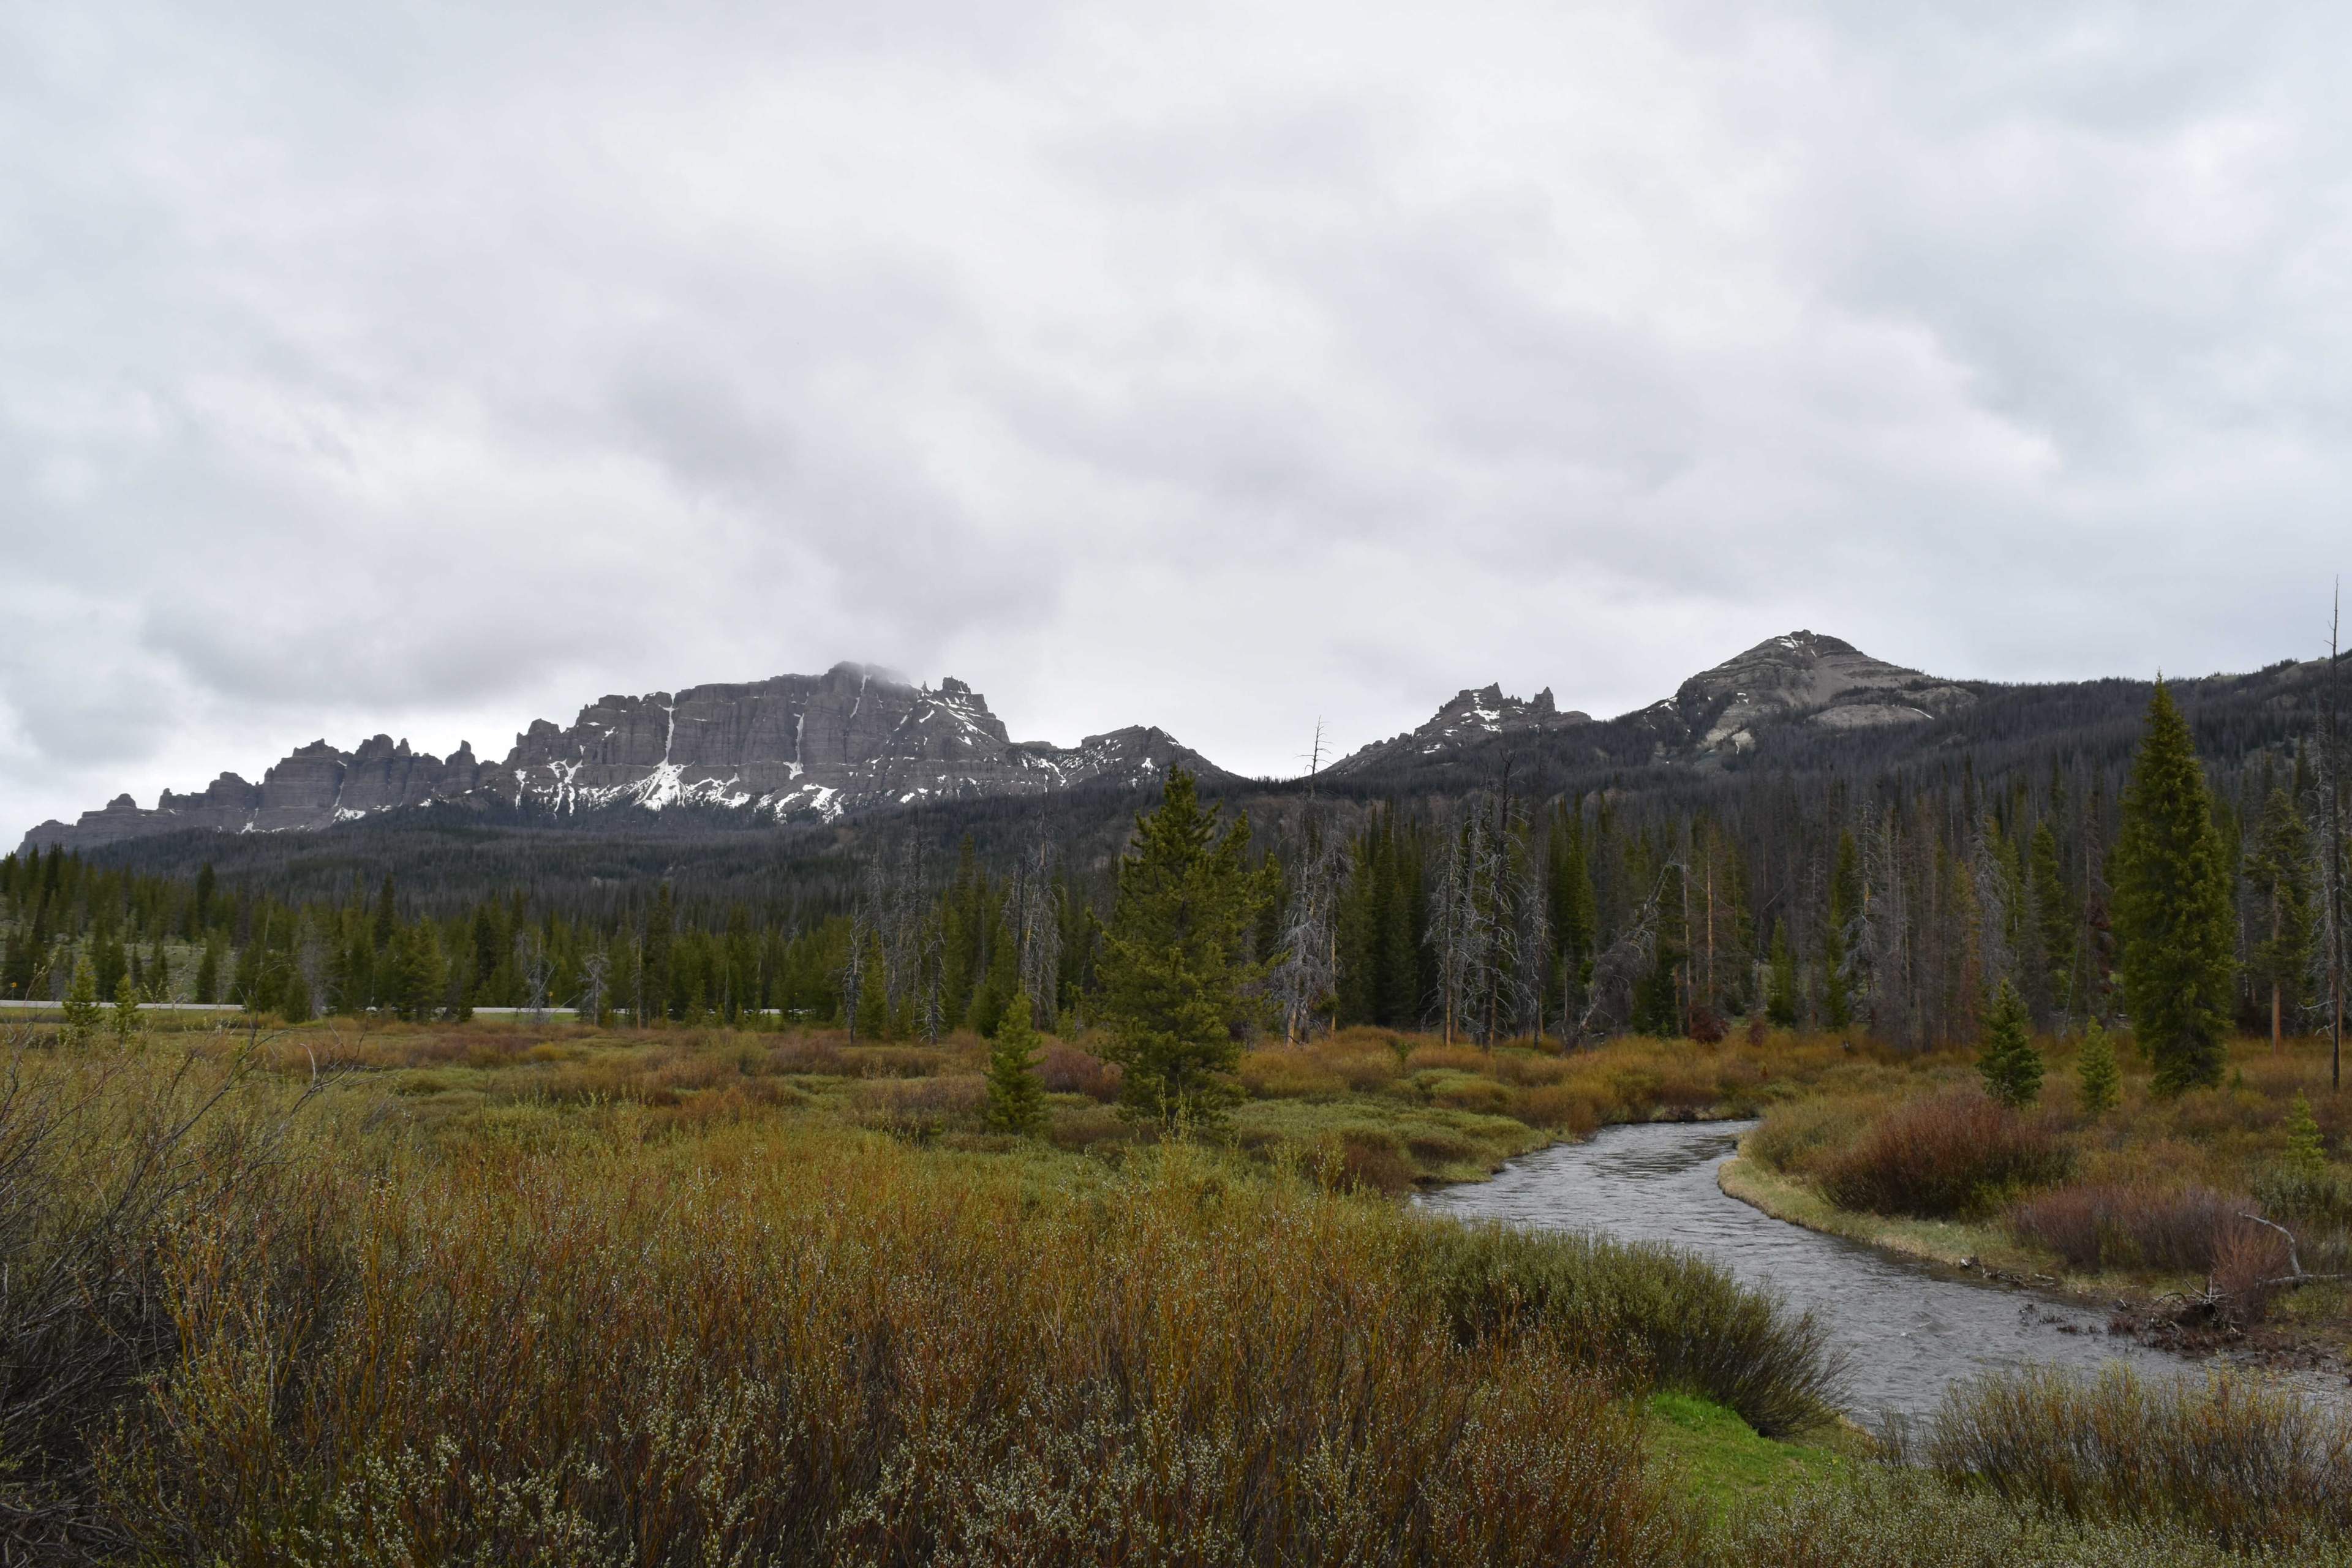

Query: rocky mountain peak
[1668,630,1975,753]
[1326,680,1591,778]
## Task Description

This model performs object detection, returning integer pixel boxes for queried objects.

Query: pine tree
[2029,820,2073,1017]
[2245,787,2315,1053]
[111,972,144,1047]
[1096,769,1265,1128]
[984,989,1047,1136]
[1765,920,1799,1028]
[2114,683,2236,1095]
[59,962,102,1048]
[2075,1019,2119,1117]
[1977,979,2043,1109]
[195,935,222,1006]
[642,886,674,1025]
[2281,1092,2327,1178]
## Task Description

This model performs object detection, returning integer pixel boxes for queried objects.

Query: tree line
[6,684,2346,1094]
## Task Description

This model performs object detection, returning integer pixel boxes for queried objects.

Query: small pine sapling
[58,963,104,1049]
[1977,979,2044,1110]
[2282,1093,2328,1180]
[111,972,145,1048]
[2075,1020,2119,1117]
[984,990,1047,1137]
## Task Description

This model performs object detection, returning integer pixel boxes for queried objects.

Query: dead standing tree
[1425,801,1493,1045]
[1270,814,1348,1045]
[2316,587,2348,1090]
[1570,863,1676,1044]
[1001,833,1062,1031]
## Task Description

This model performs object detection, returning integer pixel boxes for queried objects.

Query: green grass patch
[1643,1392,1848,1516]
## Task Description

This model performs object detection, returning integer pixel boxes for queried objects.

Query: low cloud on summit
[6,1,2350,836]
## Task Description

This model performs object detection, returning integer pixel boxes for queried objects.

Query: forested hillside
[6,649,2345,1051]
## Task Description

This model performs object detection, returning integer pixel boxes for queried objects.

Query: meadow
[3,1011,2348,1564]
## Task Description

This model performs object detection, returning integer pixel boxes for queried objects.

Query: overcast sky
[6,1,2350,839]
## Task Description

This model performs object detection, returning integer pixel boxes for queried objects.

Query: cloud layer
[6,1,2350,837]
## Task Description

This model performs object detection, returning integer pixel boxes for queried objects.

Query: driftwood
[2236,1213,2352,1293]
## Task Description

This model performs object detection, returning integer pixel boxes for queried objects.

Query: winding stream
[1419,1118,2185,1421]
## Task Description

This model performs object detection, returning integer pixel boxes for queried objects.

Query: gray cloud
[4,1,2349,837]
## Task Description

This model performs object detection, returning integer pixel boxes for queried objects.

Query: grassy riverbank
[6,1012,2350,1562]
[1735,1029,2352,1362]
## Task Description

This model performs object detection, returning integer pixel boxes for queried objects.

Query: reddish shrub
[1689,1008,1727,1045]
[1038,1042,1119,1101]
[2009,1184,2250,1273]
[767,1038,846,1075]
[2211,1224,2293,1322]
[1822,1091,2070,1218]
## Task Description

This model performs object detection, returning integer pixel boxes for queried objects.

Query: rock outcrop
[1324,684,1593,779]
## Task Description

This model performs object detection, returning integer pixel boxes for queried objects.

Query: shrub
[2252,1159,2352,1223]
[1038,1041,1119,1101]
[2209,1221,2293,1320]
[1515,1084,1605,1136]
[2007,1184,2249,1273]
[1410,1219,1841,1437]
[1711,1463,2335,1567]
[1821,1091,2069,1218]
[1746,1098,1871,1177]
[1923,1366,2352,1548]
[94,1121,1703,1565]
[1313,1129,1418,1195]
[1237,1048,1346,1099]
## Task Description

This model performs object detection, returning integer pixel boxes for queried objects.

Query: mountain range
[12,630,2325,857]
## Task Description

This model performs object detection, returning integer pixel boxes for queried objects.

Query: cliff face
[18,663,1232,853]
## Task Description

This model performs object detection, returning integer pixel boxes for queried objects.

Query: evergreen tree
[1096,769,1265,1128]
[2028,820,2073,1017]
[1548,800,1598,1025]
[1764,920,1799,1029]
[2075,1020,2119,1117]
[193,861,217,933]
[2245,786,2315,1052]
[111,972,143,1047]
[1977,979,2043,1109]
[59,962,102,1047]
[2114,684,2236,1095]
[2280,1091,2327,1179]
[372,876,398,952]
[984,989,1047,1136]
[642,886,674,1024]
[195,935,222,1006]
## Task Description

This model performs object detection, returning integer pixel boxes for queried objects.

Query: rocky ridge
[20,663,1229,853]
[1319,630,1981,782]
[1323,684,1593,779]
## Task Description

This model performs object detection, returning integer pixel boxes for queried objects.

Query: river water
[1418,1118,2185,1422]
